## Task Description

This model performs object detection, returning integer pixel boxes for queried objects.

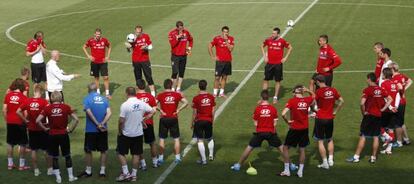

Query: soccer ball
[287,20,295,27]
[126,33,136,43]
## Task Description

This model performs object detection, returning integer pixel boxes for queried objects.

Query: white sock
[397,141,402,145]
[219,89,224,95]
[47,167,53,174]
[404,137,410,141]
[176,87,181,91]
[45,92,50,99]
[54,169,61,177]
[151,91,156,97]
[198,142,206,161]
[386,143,393,151]
[322,158,328,165]
[152,157,158,165]
[122,165,129,175]
[131,169,137,177]
[8,157,13,166]
[328,155,333,161]
[97,89,101,94]
[172,88,176,91]
[140,159,147,167]
[85,166,92,175]
[158,154,164,161]
[284,163,290,172]
[353,154,360,159]
[100,166,105,174]
[105,90,110,96]
[208,139,215,157]
[19,158,25,167]
[371,155,376,160]
[67,167,74,178]
[213,89,218,95]
[175,154,181,160]
[298,164,304,173]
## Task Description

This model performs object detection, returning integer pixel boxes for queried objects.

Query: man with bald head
[46,50,80,101]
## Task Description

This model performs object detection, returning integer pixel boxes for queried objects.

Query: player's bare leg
[309,79,316,92]
[281,146,291,176]
[262,80,269,90]
[103,76,110,98]
[150,143,158,167]
[45,152,53,175]
[402,125,410,144]
[94,77,100,93]
[31,151,39,175]
[213,76,220,97]
[158,139,165,164]
[174,138,181,162]
[347,137,365,163]
[297,148,305,177]
[7,144,14,169]
[148,85,156,97]
[395,127,403,146]
[327,140,334,166]
[219,75,228,97]
[18,145,28,170]
[85,152,92,174]
[131,155,139,181]
[274,81,281,103]
[171,78,178,91]
[117,154,130,181]
[317,140,329,169]
[237,146,254,165]
[176,77,184,92]
[372,137,379,158]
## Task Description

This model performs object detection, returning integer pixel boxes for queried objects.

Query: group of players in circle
[2,19,412,183]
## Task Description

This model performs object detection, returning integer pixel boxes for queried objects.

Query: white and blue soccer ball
[287,20,295,27]
[127,33,136,43]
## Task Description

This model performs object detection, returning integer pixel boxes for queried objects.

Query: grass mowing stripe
[153,0,319,183]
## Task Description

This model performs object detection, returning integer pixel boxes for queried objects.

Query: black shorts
[313,119,334,140]
[360,115,382,137]
[48,134,71,158]
[215,61,232,76]
[264,63,283,81]
[90,62,108,77]
[84,132,108,152]
[284,129,309,148]
[47,91,64,102]
[396,105,405,127]
[29,131,49,150]
[381,111,399,129]
[31,63,47,83]
[143,124,156,144]
[133,61,154,85]
[171,55,187,78]
[249,132,282,148]
[312,73,333,87]
[159,118,180,139]
[116,135,143,155]
[194,121,213,140]
[7,124,28,146]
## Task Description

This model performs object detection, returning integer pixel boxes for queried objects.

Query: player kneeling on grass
[135,79,159,169]
[280,85,315,178]
[192,80,216,165]
[231,90,283,171]
[313,75,344,169]
[116,87,155,182]
[346,73,392,163]
[16,84,53,176]
[36,91,79,183]
[78,83,112,178]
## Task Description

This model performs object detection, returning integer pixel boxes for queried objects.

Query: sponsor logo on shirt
[93,96,104,104]
[51,108,63,116]
[139,97,149,103]
[297,102,308,110]
[132,104,140,112]
[201,98,211,106]
[260,109,271,117]
[164,96,175,104]
[324,90,334,99]
[9,96,20,104]
[30,102,40,109]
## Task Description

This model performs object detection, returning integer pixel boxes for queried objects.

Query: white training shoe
[34,169,41,176]
[380,150,392,155]
[209,155,214,161]
[328,159,334,167]
[279,171,290,177]
[317,163,329,169]
[69,176,78,182]
[297,171,303,178]
[56,176,62,184]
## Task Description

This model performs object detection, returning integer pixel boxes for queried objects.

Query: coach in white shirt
[46,50,80,101]
[116,87,154,182]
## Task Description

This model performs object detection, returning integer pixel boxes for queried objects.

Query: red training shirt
[26,38,46,52]
[381,79,400,110]
[315,87,341,119]
[20,97,49,131]
[3,91,27,125]
[316,44,342,76]
[8,80,30,96]
[132,33,152,62]
[192,93,216,123]
[84,37,110,63]
[168,29,193,56]
[41,103,73,135]
[156,91,183,118]
[263,37,290,64]
[362,85,388,117]
[136,92,157,125]
[253,103,278,133]
[392,73,410,105]
[285,96,314,130]
[374,57,385,79]
[210,35,234,62]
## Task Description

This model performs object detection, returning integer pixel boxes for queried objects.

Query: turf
[0,0,413,183]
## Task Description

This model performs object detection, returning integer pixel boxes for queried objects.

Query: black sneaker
[77,171,92,178]
[403,140,411,145]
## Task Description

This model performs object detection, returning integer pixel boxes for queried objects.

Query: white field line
[153,0,320,183]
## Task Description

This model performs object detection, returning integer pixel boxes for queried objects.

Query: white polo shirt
[120,97,153,137]
[46,59,75,92]
[378,59,393,86]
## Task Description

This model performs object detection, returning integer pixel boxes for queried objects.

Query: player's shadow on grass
[181,78,199,91]
[266,85,290,99]
[109,82,121,94]
[226,81,239,94]
[252,147,284,166]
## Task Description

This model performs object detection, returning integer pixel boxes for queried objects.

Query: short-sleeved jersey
[84,37,110,63]
[192,93,216,123]
[315,87,341,119]
[132,33,152,62]
[26,38,46,64]
[83,92,109,133]
[317,44,341,76]
[285,96,314,130]
[4,91,27,125]
[263,37,290,64]
[381,79,400,109]
[41,103,73,135]
[20,97,48,131]
[210,35,234,62]
[168,29,193,56]
[362,85,388,117]
[374,57,385,79]
[120,97,153,137]
[156,91,183,118]
[392,73,410,105]
[253,103,278,133]
[136,92,157,125]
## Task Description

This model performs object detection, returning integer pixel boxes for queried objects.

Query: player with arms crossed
[26,31,47,97]
[261,27,292,103]
[313,75,344,169]
[168,21,193,92]
[347,73,392,163]
[83,28,112,98]
[192,80,216,165]
[280,85,315,178]
[230,90,283,171]
[309,35,342,92]
[209,26,235,97]
[156,79,188,164]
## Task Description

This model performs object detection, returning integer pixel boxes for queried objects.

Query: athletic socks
[67,167,74,178]
[151,91,156,97]
[97,89,101,94]
[152,157,158,165]
[213,89,218,96]
[298,164,304,173]
[322,158,328,165]
[122,165,129,175]
[284,163,290,173]
[208,139,215,158]
[198,142,206,161]
[100,166,106,175]
[175,154,181,160]
[219,89,224,95]
[353,154,360,160]
[85,166,92,175]
[19,158,25,167]
[8,157,13,166]
[105,90,109,96]
[140,159,147,168]
[45,92,50,100]
[131,169,137,177]
[158,155,164,162]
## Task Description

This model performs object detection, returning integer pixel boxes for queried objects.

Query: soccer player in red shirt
[3,79,29,170]
[136,79,158,169]
[192,80,216,165]
[281,85,315,178]
[36,91,79,183]
[261,27,293,103]
[83,28,112,98]
[26,31,48,98]
[313,75,344,169]
[168,21,193,92]
[208,26,235,97]
[230,90,283,171]
[347,73,392,163]
[309,35,342,92]
[16,85,52,176]
[156,79,188,164]
[127,25,156,96]
[390,63,412,145]
[6,67,30,96]
[373,42,385,79]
